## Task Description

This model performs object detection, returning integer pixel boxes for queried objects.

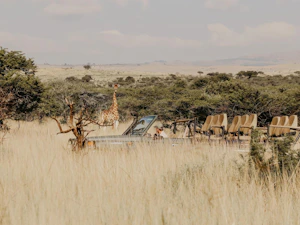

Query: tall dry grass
[0,120,300,224]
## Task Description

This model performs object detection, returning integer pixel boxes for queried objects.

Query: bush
[249,129,267,171]
[44,71,300,124]
[248,129,300,177]
[0,72,45,120]
[174,79,187,88]
[192,78,208,88]
[65,76,79,82]
[40,80,110,120]
[83,64,91,70]
[237,71,261,79]
[270,137,300,175]
[125,76,135,84]
[0,47,45,121]
[294,71,300,76]
[82,75,92,83]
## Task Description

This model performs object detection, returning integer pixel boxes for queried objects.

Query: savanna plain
[1,119,300,225]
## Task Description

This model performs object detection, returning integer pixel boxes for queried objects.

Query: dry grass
[36,63,300,82]
[1,121,300,224]
[36,66,167,82]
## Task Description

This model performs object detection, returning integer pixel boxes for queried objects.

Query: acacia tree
[0,47,45,120]
[0,47,37,75]
[51,98,98,150]
[0,88,14,142]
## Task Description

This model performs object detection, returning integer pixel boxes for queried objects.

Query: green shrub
[0,47,45,121]
[42,70,300,124]
[0,71,45,120]
[81,75,92,83]
[248,129,300,178]
[65,76,79,82]
[83,64,91,70]
[270,137,300,175]
[249,129,267,172]
[192,78,208,89]
[174,79,187,88]
[0,47,36,76]
[125,76,135,84]
[237,71,260,79]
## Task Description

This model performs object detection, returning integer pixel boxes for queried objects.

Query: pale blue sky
[1,0,300,64]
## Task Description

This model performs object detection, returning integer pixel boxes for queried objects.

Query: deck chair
[240,114,257,134]
[211,114,227,136]
[284,115,299,149]
[282,115,298,135]
[269,116,298,136]
[203,114,219,136]
[227,116,241,143]
[200,114,220,141]
[274,116,289,137]
[198,115,214,141]
[240,115,249,131]
[201,115,214,134]
[238,114,258,144]
[268,116,281,137]
[209,114,228,143]
[268,115,300,149]
[228,116,241,135]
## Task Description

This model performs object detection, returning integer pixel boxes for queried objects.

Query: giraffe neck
[110,90,118,111]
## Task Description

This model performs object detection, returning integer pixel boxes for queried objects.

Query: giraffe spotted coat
[99,84,119,129]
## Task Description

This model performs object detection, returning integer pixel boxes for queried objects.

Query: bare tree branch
[51,117,73,134]
[52,97,102,150]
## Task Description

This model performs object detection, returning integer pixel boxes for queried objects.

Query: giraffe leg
[115,120,119,130]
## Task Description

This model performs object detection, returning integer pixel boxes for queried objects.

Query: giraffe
[99,84,120,129]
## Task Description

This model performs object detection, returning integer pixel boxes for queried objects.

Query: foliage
[39,79,110,121]
[1,48,299,125]
[249,129,268,173]
[111,76,136,86]
[125,76,135,84]
[0,88,14,121]
[44,71,300,125]
[0,47,36,76]
[249,129,300,177]
[270,137,300,174]
[51,98,100,150]
[294,71,300,76]
[83,64,91,70]
[206,72,233,81]
[0,88,14,140]
[82,75,93,82]
[237,71,263,79]
[0,48,45,121]
[0,72,45,120]
[65,76,79,82]
[192,78,208,88]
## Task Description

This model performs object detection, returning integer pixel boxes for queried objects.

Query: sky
[0,0,300,64]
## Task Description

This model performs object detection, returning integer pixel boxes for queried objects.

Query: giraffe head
[113,84,119,92]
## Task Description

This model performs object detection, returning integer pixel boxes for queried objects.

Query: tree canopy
[0,47,44,121]
[43,73,300,126]
[0,47,37,76]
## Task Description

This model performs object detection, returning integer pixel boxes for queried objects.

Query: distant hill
[37,50,300,77]
[188,51,300,67]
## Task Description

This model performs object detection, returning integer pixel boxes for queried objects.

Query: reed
[0,121,299,224]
